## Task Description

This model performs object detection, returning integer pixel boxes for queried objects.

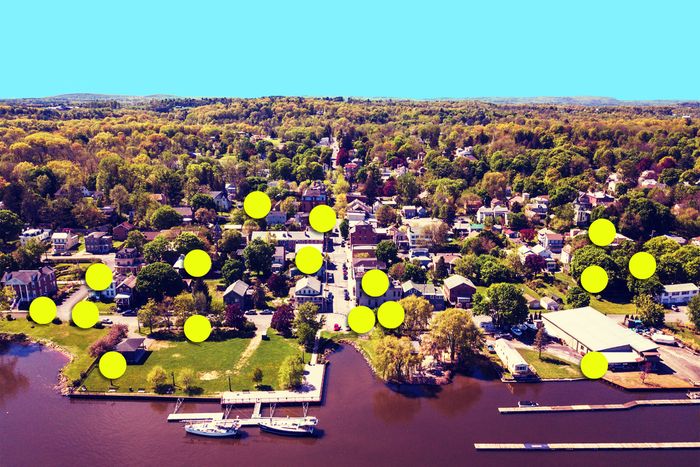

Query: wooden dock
[475,442,700,450]
[167,412,224,422]
[220,363,325,405]
[499,398,700,414]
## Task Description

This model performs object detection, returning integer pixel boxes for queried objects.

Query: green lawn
[0,318,107,383]
[236,329,306,390]
[113,240,124,249]
[54,263,89,281]
[517,348,583,379]
[82,337,251,394]
[322,330,379,366]
[92,301,116,314]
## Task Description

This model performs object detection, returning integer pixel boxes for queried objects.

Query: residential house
[401,281,446,311]
[294,276,327,312]
[432,254,462,275]
[207,191,232,211]
[265,210,287,226]
[476,205,510,225]
[540,231,564,253]
[112,222,136,241]
[349,222,378,247]
[300,182,327,212]
[19,228,52,246]
[657,283,699,305]
[223,280,252,308]
[442,274,476,307]
[115,274,137,310]
[84,232,112,254]
[149,193,168,205]
[523,293,541,309]
[540,296,561,311]
[401,205,418,219]
[272,246,285,273]
[250,229,324,252]
[51,232,79,254]
[115,248,144,276]
[1,267,57,304]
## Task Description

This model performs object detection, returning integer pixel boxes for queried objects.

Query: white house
[19,228,52,246]
[658,283,699,305]
[51,232,79,254]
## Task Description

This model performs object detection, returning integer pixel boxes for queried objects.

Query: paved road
[322,229,353,331]
[56,285,88,322]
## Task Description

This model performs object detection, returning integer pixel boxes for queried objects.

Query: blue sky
[1,1,697,100]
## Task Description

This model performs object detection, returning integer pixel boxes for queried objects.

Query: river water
[1,342,698,467]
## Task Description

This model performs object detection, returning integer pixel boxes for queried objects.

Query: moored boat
[258,416,318,437]
[184,420,240,437]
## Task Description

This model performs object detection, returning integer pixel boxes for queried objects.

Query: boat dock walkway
[220,352,325,405]
[475,442,700,450]
[167,412,224,422]
[499,398,700,414]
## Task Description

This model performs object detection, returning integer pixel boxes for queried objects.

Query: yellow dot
[580,351,608,379]
[309,205,337,233]
[99,351,127,380]
[629,252,656,280]
[85,263,113,291]
[361,269,389,297]
[580,265,608,294]
[184,315,212,343]
[243,191,271,219]
[183,249,211,277]
[348,306,376,334]
[588,218,616,247]
[295,246,323,275]
[72,301,99,329]
[377,301,405,329]
[29,296,56,325]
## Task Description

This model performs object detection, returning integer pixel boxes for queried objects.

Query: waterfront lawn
[517,348,583,379]
[0,318,107,383]
[236,329,306,390]
[322,331,379,366]
[82,337,250,394]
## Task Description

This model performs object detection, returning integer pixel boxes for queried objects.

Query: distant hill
[0,93,178,104]
[472,96,699,107]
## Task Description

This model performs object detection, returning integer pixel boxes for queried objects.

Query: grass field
[322,330,379,366]
[0,318,107,382]
[517,348,583,379]
[236,329,306,390]
[92,301,116,314]
[665,322,700,351]
[82,337,250,393]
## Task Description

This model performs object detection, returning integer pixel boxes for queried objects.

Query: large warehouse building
[542,306,659,370]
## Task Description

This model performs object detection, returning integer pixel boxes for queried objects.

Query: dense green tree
[136,262,184,302]
[151,206,183,230]
[473,283,528,327]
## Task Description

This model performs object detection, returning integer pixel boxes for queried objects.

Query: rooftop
[542,306,658,353]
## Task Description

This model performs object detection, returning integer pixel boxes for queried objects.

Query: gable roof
[295,276,322,294]
[443,274,475,290]
[223,280,250,297]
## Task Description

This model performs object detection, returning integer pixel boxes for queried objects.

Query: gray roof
[116,338,145,353]
[443,274,475,290]
[223,280,250,297]
[295,276,322,294]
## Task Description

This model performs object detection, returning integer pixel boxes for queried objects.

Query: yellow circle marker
[361,269,389,297]
[99,351,127,380]
[29,296,56,325]
[184,315,212,343]
[243,191,271,219]
[183,249,212,277]
[588,218,616,247]
[72,301,99,329]
[295,246,323,275]
[580,351,608,379]
[348,306,376,334]
[85,263,113,291]
[377,301,405,329]
[580,265,608,294]
[629,252,657,280]
[309,205,337,233]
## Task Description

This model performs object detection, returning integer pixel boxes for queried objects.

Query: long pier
[167,412,224,422]
[220,363,325,405]
[499,398,700,414]
[475,442,700,451]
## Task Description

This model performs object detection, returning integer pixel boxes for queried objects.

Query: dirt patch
[147,340,174,351]
[198,371,221,381]
[171,353,182,358]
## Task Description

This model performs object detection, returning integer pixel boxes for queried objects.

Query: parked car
[486,343,496,353]
[334,323,341,332]
[260,309,273,315]
[100,318,112,324]
[494,333,512,340]
[510,326,523,337]
[122,311,136,317]
[245,310,257,315]
[344,290,350,300]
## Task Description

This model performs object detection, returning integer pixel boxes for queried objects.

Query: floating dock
[167,412,224,422]
[499,398,700,414]
[475,442,700,450]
